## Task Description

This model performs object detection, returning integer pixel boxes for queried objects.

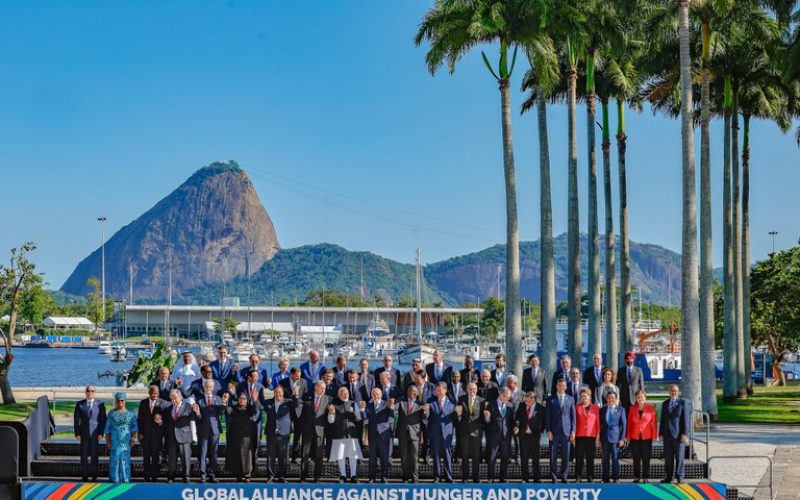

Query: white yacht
[97,341,112,355]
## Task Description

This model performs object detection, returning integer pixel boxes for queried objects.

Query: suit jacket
[323,382,339,398]
[508,389,525,410]
[522,366,548,402]
[457,395,485,438]
[299,361,326,385]
[484,400,515,442]
[190,377,223,400]
[566,380,587,403]
[164,402,195,444]
[373,366,401,388]
[515,402,546,436]
[137,397,167,440]
[236,366,269,386]
[378,384,401,402]
[545,393,576,437]
[395,397,426,441]
[425,363,453,384]
[446,381,465,403]
[575,403,600,438]
[627,404,658,441]
[659,397,690,440]
[550,369,571,395]
[195,394,226,438]
[269,370,291,390]
[490,368,511,388]
[328,400,362,439]
[584,365,605,398]
[264,398,294,437]
[209,358,236,387]
[74,399,106,439]
[412,382,434,405]
[359,372,376,395]
[600,405,627,444]
[297,394,331,438]
[342,381,368,403]
[361,400,395,442]
[459,367,480,385]
[279,377,308,401]
[426,397,457,442]
[151,378,185,401]
[617,365,645,407]
[477,380,499,402]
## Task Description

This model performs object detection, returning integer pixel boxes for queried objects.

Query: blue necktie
[500,404,505,417]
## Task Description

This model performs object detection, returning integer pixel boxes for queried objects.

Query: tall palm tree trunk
[731,88,746,399]
[499,77,523,377]
[699,21,718,416]
[567,60,583,367]
[678,0,702,413]
[722,77,738,402]
[617,99,632,355]
[742,114,752,395]
[538,91,558,375]
[586,52,601,359]
[602,99,618,369]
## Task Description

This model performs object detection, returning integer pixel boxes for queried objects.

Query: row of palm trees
[416,0,798,417]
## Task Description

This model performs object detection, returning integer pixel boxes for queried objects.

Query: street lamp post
[97,216,107,326]
[769,230,778,254]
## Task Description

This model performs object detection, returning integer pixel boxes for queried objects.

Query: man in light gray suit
[165,389,196,483]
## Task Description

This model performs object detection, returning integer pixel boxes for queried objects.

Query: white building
[42,317,95,330]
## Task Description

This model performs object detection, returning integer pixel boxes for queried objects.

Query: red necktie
[207,396,212,407]
[173,406,178,420]
[314,397,320,412]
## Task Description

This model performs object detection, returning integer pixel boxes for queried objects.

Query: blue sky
[1,1,798,289]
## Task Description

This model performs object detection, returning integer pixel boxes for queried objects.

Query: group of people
[72,346,692,485]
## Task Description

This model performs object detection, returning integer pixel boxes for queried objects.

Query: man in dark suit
[395,384,426,483]
[546,378,576,483]
[447,370,465,404]
[279,367,308,401]
[138,385,168,482]
[360,387,396,483]
[477,369,499,402]
[193,379,227,483]
[235,353,269,387]
[209,345,237,389]
[164,389,196,483]
[373,355,401,388]
[401,359,424,391]
[411,370,434,464]
[299,350,325,386]
[460,356,480,386]
[491,354,510,388]
[484,387,515,483]
[551,355,573,395]
[426,349,452,385]
[516,392,545,482]
[332,355,349,386]
[567,368,587,402]
[659,384,691,483]
[296,381,330,482]
[584,353,605,403]
[376,371,401,402]
[237,368,267,467]
[426,382,458,483]
[358,358,376,395]
[152,366,183,401]
[190,365,223,400]
[522,354,548,403]
[343,369,367,446]
[264,385,294,482]
[73,385,106,481]
[457,382,484,483]
[600,391,627,483]
[321,369,339,398]
[618,351,645,410]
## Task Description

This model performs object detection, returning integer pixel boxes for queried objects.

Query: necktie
[439,399,444,413]
[607,406,614,425]
[628,367,632,383]
[500,403,506,417]
[352,385,357,399]
[596,368,601,382]
[528,405,533,419]
[250,385,255,400]
[88,401,93,414]
[173,405,179,420]
[669,399,677,412]
[533,368,537,380]
[314,396,320,412]
[150,400,154,414]
[454,385,459,398]
[559,394,564,408]
[207,395,212,407]
[469,398,474,416]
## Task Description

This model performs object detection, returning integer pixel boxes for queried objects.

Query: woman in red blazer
[626,389,658,482]
[574,387,600,482]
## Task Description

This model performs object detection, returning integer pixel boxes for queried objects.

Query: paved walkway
[698,424,800,499]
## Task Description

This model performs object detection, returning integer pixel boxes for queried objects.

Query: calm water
[8,347,420,387]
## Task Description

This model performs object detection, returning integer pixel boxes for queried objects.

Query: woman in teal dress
[104,392,138,483]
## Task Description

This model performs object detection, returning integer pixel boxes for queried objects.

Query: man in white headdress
[172,352,201,393]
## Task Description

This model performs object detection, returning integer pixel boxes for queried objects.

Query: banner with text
[21,482,727,500]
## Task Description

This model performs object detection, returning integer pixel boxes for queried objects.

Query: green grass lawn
[715,383,800,424]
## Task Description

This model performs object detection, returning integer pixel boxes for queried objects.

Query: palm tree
[678,0,702,414]
[721,76,739,402]
[415,0,548,376]
[566,36,583,367]
[522,42,560,375]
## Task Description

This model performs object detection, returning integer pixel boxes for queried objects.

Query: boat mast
[416,248,422,344]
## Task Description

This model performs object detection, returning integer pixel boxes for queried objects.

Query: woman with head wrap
[104,392,138,483]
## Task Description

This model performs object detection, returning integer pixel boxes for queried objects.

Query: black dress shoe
[533,480,541,483]
[612,479,618,483]
[81,477,88,482]
[339,477,345,484]
[560,479,568,484]
[633,478,640,483]
[381,478,388,484]
[433,478,440,483]
[200,477,206,483]
[660,479,671,484]
[167,479,174,484]
[349,477,358,483]
[183,478,190,484]
[210,477,218,483]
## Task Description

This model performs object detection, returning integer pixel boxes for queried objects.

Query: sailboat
[396,249,436,365]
